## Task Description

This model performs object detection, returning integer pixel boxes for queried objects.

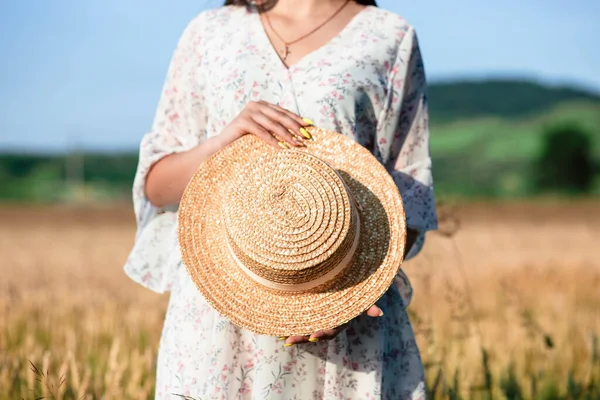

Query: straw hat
[178,126,406,337]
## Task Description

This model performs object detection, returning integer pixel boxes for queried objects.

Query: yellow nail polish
[278,336,287,341]
[300,128,311,139]
[379,310,384,317]
[284,343,294,347]
[302,118,314,125]
[308,338,319,343]
[278,141,290,149]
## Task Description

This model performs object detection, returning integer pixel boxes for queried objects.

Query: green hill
[428,79,600,123]
[431,100,600,197]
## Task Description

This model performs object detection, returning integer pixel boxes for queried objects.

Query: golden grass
[1,203,599,399]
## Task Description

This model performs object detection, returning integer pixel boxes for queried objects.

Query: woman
[124,0,438,398]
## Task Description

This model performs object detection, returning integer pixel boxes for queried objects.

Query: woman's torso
[193,5,412,163]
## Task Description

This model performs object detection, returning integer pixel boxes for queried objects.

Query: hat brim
[178,127,406,336]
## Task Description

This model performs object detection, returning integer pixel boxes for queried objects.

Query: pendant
[280,45,290,61]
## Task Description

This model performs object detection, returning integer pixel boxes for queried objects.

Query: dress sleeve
[124,17,207,293]
[376,27,438,261]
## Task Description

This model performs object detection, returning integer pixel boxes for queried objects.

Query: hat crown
[223,150,360,290]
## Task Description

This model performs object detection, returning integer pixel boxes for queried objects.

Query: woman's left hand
[282,304,384,346]
[281,228,417,346]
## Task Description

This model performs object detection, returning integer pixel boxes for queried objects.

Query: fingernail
[288,129,300,138]
[308,338,319,343]
[278,337,287,341]
[379,310,384,317]
[284,343,294,347]
[278,141,290,149]
[293,138,306,147]
[300,128,311,139]
[302,118,314,125]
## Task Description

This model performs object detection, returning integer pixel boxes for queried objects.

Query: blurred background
[1,0,599,399]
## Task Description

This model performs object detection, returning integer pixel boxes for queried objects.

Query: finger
[365,304,384,318]
[310,323,349,342]
[259,104,311,142]
[310,329,337,342]
[269,105,314,141]
[264,102,313,127]
[256,101,311,142]
[284,335,310,346]
[251,112,302,147]
[238,118,281,149]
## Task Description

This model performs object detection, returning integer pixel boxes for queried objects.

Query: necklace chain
[264,0,351,61]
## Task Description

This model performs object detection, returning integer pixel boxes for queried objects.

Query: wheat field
[1,202,599,399]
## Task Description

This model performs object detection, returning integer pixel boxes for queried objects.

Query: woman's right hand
[146,101,312,208]
[220,101,312,149]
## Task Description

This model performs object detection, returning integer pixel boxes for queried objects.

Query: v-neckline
[253,6,372,72]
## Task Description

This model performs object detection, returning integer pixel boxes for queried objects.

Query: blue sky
[0,0,598,152]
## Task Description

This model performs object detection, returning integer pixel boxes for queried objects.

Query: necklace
[263,0,351,62]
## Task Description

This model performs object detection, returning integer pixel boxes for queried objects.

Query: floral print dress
[124,5,438,400]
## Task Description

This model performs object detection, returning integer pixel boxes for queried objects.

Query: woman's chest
[199,24,396,135]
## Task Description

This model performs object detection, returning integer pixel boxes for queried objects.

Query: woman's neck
[267,0,350,18]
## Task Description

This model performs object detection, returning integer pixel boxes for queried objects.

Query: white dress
[124,5,438,400]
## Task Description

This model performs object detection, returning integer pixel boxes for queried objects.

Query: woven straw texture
[178,127,406,336]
